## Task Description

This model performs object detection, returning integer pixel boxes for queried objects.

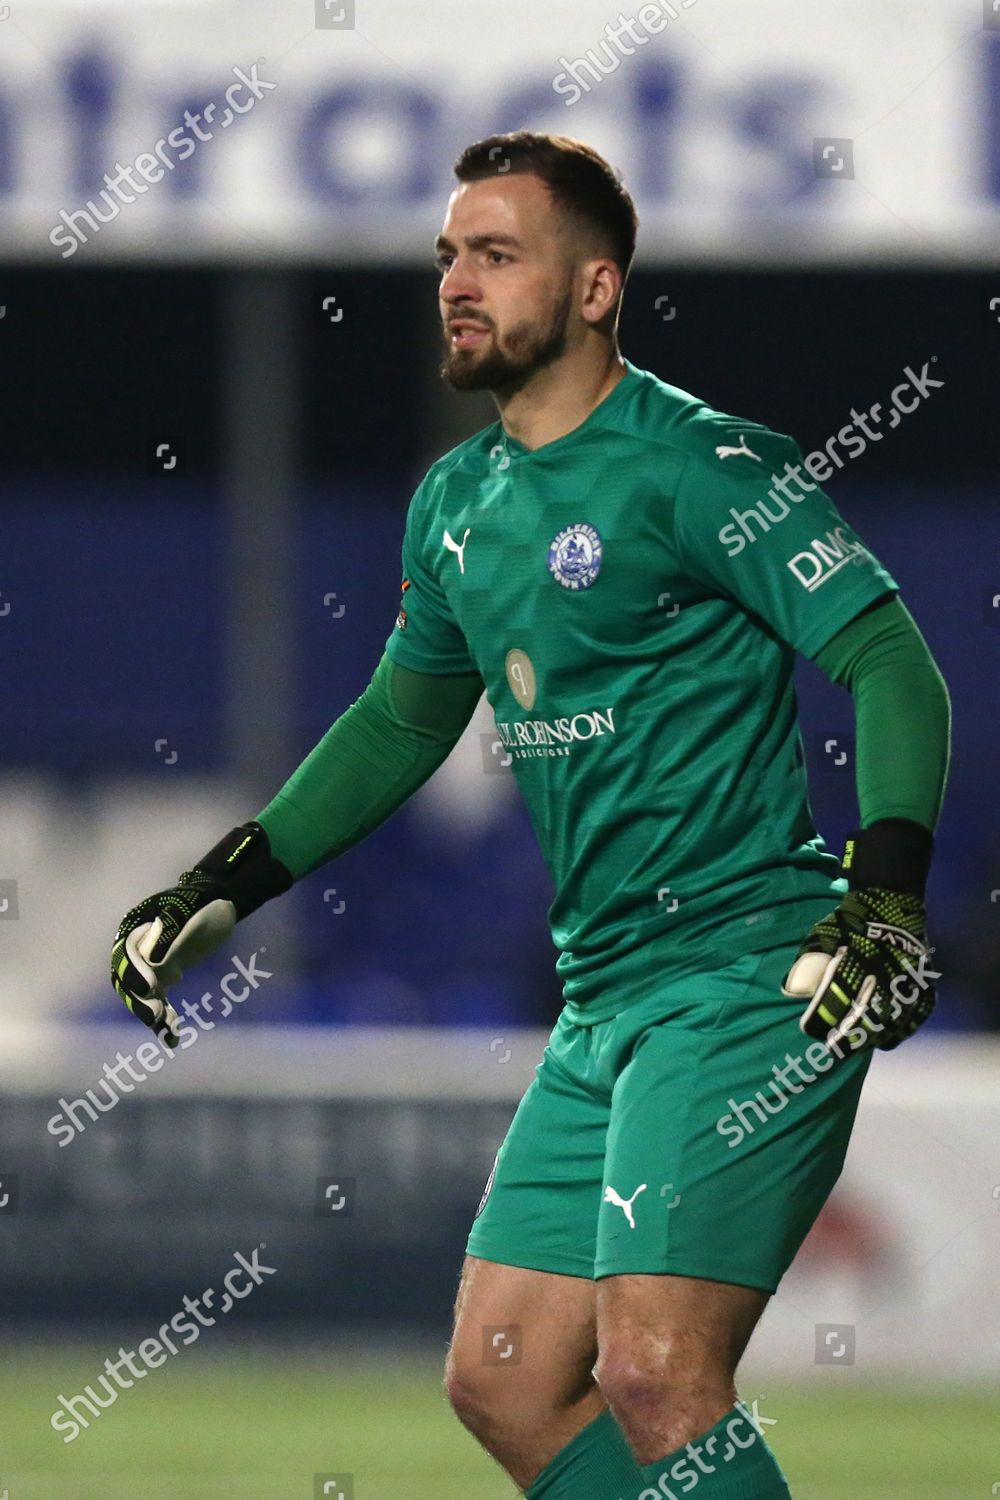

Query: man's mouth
[448,320,491,350]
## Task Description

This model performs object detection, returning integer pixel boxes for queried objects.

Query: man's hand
[783,885,937,1054]
[112,873,238,1047]
[111,821,293,1047]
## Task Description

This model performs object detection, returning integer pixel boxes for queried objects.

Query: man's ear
[580,256,622,327]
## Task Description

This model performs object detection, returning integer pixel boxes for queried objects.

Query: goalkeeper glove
[783,818,938,1055]
[111,821,292,1047]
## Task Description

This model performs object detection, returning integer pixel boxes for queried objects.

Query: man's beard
[440,285,574,395]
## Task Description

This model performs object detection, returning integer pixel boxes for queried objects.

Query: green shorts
[466,941,871,1293]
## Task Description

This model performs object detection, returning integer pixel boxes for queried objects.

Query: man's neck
[494,348,627,452]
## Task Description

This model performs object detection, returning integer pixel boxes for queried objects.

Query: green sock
[634,1403,791,1499]
[524,1408,645,1498]
[524,1403,791,1500]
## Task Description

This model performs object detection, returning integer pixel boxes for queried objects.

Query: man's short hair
[454,131,639,283]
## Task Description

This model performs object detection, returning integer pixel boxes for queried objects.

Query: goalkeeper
[112,133,951,1500]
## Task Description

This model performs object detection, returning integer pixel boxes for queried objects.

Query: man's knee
[595,1344,735,1450]
[445,1256,598,1435]
[445,1318,607,1493]
[444,1337,594,1434]
[443,1357,492,1431]
[596,1346,730,1402]
[595,1273,767,1455]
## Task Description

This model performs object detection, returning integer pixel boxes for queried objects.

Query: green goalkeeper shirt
[384,359,900,1024]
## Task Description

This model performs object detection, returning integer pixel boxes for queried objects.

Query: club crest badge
[547,523,603,590]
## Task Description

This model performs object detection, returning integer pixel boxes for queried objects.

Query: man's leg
[595,1273,790,1495]
[582,943,872,1495]
[595,1272,767,1465]
[444,1254,604,1490]
[449,1018,653,1496]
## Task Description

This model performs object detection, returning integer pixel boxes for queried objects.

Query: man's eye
[435,256,453,272]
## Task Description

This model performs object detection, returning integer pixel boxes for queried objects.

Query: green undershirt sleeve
[812,595,951,833]
[254,654,485,879]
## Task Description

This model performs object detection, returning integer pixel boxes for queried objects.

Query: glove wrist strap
[841,818,933,901]
[192,822,294,920]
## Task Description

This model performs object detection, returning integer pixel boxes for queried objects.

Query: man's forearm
[814,595,951,839]
[255,653,484,879]
[787,595,949,1052]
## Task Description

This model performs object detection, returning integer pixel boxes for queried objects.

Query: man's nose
[441,260,480,303]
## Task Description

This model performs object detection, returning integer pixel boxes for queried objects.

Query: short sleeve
[673,432,898,660]
[384,477,478,675]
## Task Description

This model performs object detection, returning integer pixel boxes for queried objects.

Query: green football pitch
[2,1342,995,1499]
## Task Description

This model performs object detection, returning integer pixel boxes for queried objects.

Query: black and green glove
[111,822,292,1047]
[782,819,939,1054]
